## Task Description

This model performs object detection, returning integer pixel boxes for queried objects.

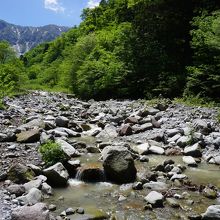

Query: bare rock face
[11,203,50,220]
[101,146,136,183]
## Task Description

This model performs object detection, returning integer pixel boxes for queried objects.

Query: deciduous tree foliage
[0,41,25,101]
[23,0,220,101]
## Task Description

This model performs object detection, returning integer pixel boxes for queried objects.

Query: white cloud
[87,0,100,9]
[44,0,65,13]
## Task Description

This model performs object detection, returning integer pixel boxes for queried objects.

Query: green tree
[185,11,220,101]
[0,41,16,64]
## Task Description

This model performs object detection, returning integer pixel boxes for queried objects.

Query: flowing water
[45,135,220,219]
[46,152,220,219]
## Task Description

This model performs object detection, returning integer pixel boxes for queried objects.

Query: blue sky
[0,0,101,27]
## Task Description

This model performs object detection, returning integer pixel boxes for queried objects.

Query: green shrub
[0,100,5,110]
[39,141,68,166]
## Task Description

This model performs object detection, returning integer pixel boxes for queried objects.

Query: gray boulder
[18,119,45,131]
[118,124,133,136]
[176,136,191,148]
[149,146,164,155]
[0,132,16,142]
[97,124,118,138]
[133,143,149,155]
[166,129,181,137]
[182,156,197,167]
[16,129,40,143]
[144,191,164,207]
[184,143,202,157]
[17,188,42,205]
[55,116,69,128]
[23,178,43,192]
[41,182,53,195]
[143,181,169,191]
[7,184,25,196]
[11,203,50,220]
[202,205,220,220]
[101,146,136,183]
[56,139,79,158]
[43,162,69,187]
[193,119,210,135]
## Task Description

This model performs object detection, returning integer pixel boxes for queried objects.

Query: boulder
[23,178,43,192]
[133,143,149,155]
[133,123,153,133]
[214,156,220,165]
[0,132,16,142]
[56,139,79,158]
[170,173,187,181]
[17,188,42,205]
[182,156,197,167]
[101,146,136,183]
[54,128,80,137]
[144,191,164,207]
[166,198,180,208]
[149,146,164,155]
[65,159,81,176]
[16,129,40,143]
[166,129,181,137]
[76,165,105,182]
[7,184,25,196]
[55,116,69,128]
[193,119,210,135]
[97,125,118,138]
[202,205,220,220]
[118,124,133,136]
[151,116,161,128]
[202,186,217,199]
[11,203,50,220]
[43,162,69,187]
[41,182,53,195]
[125,116,139,124]
[146,108,160,116]
[17,119,45,131]
[176,136,191,148]
[184,143,202,157]
[7,163,35,184]
[143,181,169,191]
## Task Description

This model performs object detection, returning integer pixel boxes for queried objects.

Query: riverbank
[0,91,220,220]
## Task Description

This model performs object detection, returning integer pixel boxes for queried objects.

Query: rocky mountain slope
[0,19,69,55]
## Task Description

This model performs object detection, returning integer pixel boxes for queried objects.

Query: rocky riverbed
[0,91,220,220]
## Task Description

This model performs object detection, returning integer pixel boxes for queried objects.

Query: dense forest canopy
[1,0,220,101]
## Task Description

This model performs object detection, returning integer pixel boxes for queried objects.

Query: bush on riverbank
[39,141,68,166]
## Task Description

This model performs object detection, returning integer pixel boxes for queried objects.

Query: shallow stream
[46,136,220,220]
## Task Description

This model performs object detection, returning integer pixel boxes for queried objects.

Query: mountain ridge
[0,19,70,55]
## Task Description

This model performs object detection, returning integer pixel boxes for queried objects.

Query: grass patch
[174,95,219,108]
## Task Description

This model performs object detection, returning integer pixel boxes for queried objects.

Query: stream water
[45,136,220,220]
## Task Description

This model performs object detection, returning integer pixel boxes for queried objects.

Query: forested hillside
[1,0,220,101]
